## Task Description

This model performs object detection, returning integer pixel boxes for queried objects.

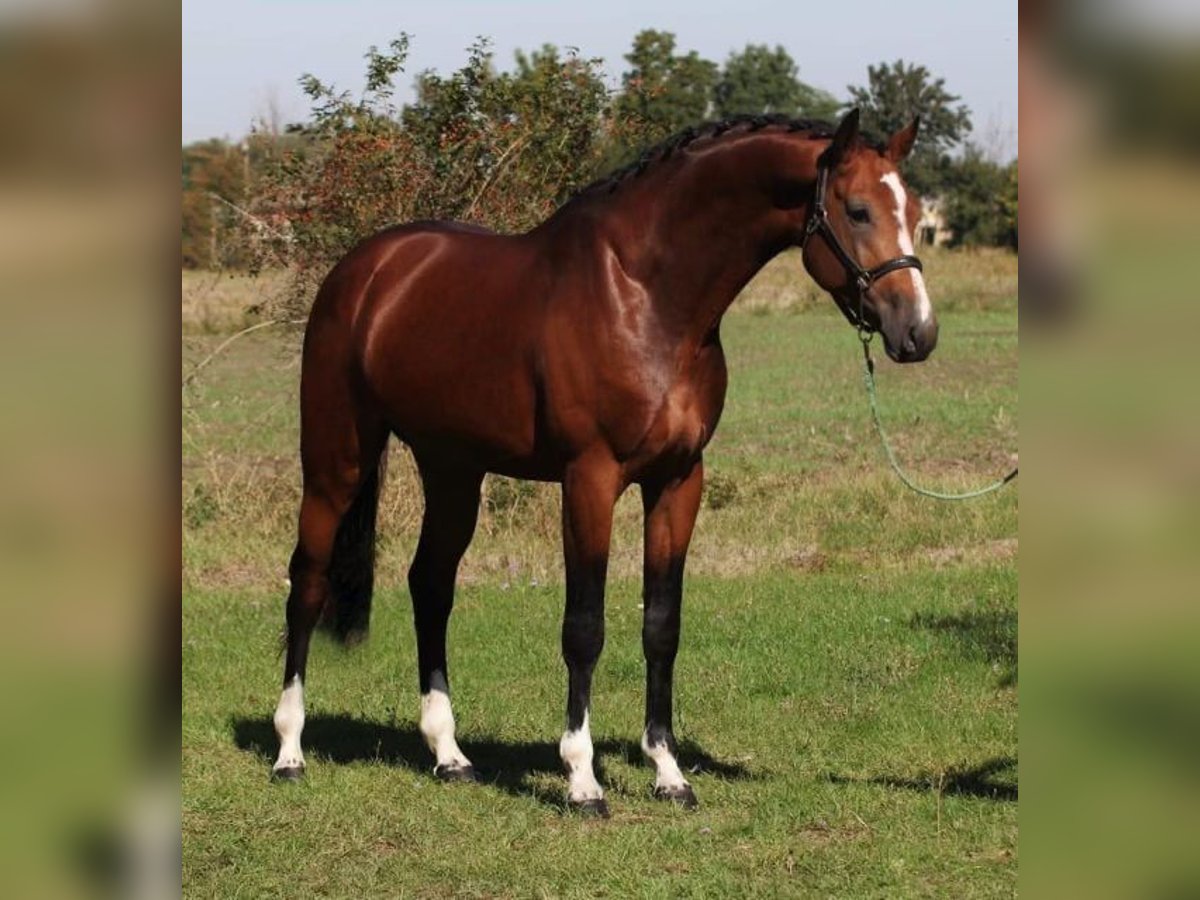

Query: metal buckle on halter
[854,286,875,345]
[804,211,823,239]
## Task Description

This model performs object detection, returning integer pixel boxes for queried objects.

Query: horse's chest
[627,346,727,471]
[643,389,709,458]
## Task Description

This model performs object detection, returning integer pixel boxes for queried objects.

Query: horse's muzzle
[884,316,938,363]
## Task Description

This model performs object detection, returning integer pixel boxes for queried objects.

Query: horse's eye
[847,205,871,225]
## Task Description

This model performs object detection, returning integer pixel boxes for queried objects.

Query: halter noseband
[801,163,924,336]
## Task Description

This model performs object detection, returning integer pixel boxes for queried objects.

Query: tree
[713,44,839,120]
[616,30,717,142]
[942,145,1017,248]
[999,161,1017,248]
[182,139,250,268]
[847,60,972,196]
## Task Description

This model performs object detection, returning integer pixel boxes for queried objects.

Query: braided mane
[577,114,841,198]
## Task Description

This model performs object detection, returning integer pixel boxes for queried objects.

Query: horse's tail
[322,446,388,645]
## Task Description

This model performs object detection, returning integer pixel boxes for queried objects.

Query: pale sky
[183,0,1017,158]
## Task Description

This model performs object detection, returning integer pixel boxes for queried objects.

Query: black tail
[322,448,387,645]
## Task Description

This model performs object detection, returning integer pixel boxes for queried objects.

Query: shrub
[246,35,654,321]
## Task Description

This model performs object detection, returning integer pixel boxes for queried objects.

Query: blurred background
[1019,0,1200,895]
[0,0,177,897]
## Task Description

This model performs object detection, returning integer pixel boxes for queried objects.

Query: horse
[270,108,937,816]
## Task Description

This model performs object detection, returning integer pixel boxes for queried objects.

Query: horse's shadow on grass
[910,605,1018,688]
[826,755,1017,802]
[232,715,754,809]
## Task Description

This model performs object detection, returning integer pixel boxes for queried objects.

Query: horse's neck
[601,143,815,345]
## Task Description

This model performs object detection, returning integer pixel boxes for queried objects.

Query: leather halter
[801,163,924,335]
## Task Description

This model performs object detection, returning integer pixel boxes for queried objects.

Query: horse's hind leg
[640,460,704,808]
[272,490,342,779]
[273,405,387,780]
[409,462,483,781]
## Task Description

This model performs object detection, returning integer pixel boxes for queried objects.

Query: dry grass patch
[182,269,290,333]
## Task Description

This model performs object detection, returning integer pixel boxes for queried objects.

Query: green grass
[183,253,1017,897]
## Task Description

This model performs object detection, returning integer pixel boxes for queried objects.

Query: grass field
[182,249,1017,897]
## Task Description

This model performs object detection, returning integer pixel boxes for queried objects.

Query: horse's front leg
[558,455,620,817]
[640,458,704,808]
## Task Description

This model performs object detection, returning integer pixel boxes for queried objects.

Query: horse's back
[311,219,524,325]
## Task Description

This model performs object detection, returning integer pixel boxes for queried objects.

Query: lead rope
[858,331,1018,500]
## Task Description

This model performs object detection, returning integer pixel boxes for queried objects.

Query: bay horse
[271,108,937,815]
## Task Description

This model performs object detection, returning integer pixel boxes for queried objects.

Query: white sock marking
[419,670,472,770]
[641,730,690,792]
[559,711,604,801]
[880,172,933,325]
[273,676,305,772]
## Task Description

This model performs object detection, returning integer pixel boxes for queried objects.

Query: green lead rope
[860,338,1018,501]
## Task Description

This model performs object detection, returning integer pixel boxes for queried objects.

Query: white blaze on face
[880,172,933,325]
[419,669,472,770]
[273,675,306,772]
[559,710,604,801]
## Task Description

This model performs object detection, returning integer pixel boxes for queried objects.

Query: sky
[183,0,1017,158]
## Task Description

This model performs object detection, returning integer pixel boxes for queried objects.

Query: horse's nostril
[903,326,919,355]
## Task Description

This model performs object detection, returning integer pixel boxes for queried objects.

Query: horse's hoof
[271,765,305,782]
[568,797,611,819]
[434,764,477,783]
[654,784,698,810]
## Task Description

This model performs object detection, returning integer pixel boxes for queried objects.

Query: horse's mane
[576,113,878,199]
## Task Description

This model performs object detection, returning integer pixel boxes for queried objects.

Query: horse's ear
[886,116,920,163]
[819,108,860,168]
